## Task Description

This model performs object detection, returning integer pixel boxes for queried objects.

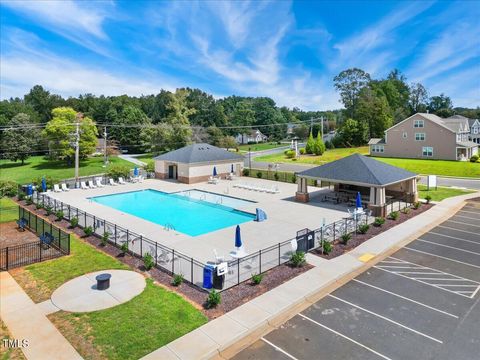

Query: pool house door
[168,164,178,179]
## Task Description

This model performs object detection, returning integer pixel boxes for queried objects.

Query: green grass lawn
[0,155,134,185]
[255,146,480,178]
[0,197,18,223]
[418,184,476,201]
[11,235,129,303]
[49,279,207,360]
[255,146,370,164]
[238,142,287,152]
[134,153,154,165]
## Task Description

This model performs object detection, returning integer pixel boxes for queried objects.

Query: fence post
[140,236,143,257]
[259,250,262,273]
[172,249,175,273]
[344,219,347,235]
[68,205,71,220]
[333,222,336,240]
[114,225,117,246]
[237,259,240,285]
[278,243,281,265]
[6,247,8,270]
[93,216,96,230]
[191,258,193,283]
[84,212,87,227]
[68,234,71,254]
[155,242,158,265]
[39,242,42,262]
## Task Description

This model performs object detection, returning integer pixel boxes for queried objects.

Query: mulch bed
[312,203,434,259]
[14,199,313,320]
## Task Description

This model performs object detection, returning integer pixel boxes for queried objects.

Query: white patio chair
[87,180,96,189]
[80,181,88,190]
[118,177,126,185]
[53,184,62,192]
[61,183,69,191]
[109,178,118,186]
[95,178,105,188]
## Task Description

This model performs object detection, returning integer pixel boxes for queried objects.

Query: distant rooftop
[154,143,244,164]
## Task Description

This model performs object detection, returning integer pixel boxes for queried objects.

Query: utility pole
[74,121,80,188]
[103,125,108,168]
[310,117,313,133]
[320,116,324,139]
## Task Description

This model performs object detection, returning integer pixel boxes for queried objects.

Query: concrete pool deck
[48,178,350,265]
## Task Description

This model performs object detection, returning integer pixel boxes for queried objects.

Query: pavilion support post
[295,177,310,203]
[405,178,419,203]
[367,186,387,217]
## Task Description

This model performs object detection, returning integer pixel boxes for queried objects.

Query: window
[415,133,425,141]
[402,132,408,138]
[474,127,478,134]
[422,146,433,157]
[414,120,424,128]
[371,145,384,153]
[457,134,461,141]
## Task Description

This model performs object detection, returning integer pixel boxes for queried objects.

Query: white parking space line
[352,279,458,318]
[403,247,480,269]
[429,231,480,246]
[298,313,393,360]
[438,225,480,236]
[377,265,418,269]
[261,337,299,360]
[459,209,480,216]
[328,295,443,344]
[393,272,444,275]
[446,220,480,228]
[374,267,473,299]
[417,239,480,256]
[433,284,478,287]
[455,214,480,221]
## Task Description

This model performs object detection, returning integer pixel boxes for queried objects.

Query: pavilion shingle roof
[154,143,244,164]
[297,154,417,186]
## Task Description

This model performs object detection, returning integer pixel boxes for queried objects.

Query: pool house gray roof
[154,143,244,164]
[297,153,417,187]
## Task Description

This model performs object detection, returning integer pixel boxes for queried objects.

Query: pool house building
[295,154,418,216]
[154,143,244,184]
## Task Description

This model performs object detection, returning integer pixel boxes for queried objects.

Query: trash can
[296,228,315,253]
[203,264,215,289]
[213,272,225,290]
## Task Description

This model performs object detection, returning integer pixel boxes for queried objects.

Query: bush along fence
[30,192,413,291]
[0,207,70,271]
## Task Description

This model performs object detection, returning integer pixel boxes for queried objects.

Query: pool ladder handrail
[199,194,206,201]
[216,197,223,204]
[164,223,176,231]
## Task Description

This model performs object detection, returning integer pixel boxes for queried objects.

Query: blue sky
[1,0,479,110]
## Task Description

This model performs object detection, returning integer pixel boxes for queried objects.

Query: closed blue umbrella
[213,166,217,177]
[356,192,362,208]
[27,184,33,196]
[231,164,234,173]
[235,225,242,248]
[41,177,47,192]
[134,167,139,176]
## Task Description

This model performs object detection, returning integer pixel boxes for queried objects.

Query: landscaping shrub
[55,210,64,221]
[274,172,280,181]
[285,150,295,159]
[143,253,154,270]
[120,241,129,255]
[83,226,94,237]
[341,233,352,244]
[242,168,250,176]
[106,165,130,180]
[206,290,221,308]
[470,154,479,163]
[144,162,155,173]
[290,251,306,267]
[374,217,385,227]
[70,216,79,228]
[299,147,306,155]
[425,195,432,204]
[358,224,370,234]
[284,149,290,155]
[25,197,33,205]
[256,171,263,178]
[172,274,184,286]
[413,201,421,210]
[101,231,110,246]
[44,205,53,216]
[251,273,264,285]
[402,207,410,214]
[389,211,399,221]
[292,174,297,183]
[0,180,17,197]
[322,240,333,254]
[35,203,43,210]
[32,176,53,191]
[17,192,26,201]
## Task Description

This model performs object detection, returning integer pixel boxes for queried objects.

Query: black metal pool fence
[30,192,412,291]
[0,207,70,271]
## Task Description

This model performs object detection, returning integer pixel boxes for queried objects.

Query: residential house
[235,129,268,144]
[468,118,480,145]
[369,113,478,161]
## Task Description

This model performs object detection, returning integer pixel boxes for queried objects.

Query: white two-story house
[468,118,480,145]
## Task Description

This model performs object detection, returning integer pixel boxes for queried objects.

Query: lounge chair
[95,179,105,188]
[118,177,126,185]
[272,186,280,194]
[109,178,118,186]
[87,180,96,189]
[80,181,88,190]
[53,184,62,192]
[61,183,69,191]
[16,218,27,231]
[208,176,219,184]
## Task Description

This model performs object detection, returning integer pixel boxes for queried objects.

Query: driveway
[233,200,480,360]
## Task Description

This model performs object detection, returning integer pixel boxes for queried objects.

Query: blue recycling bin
[203,264,215,289]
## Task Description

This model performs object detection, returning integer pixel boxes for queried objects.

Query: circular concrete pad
[51,270,146,313]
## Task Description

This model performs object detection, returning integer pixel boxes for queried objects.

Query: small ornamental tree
[305,132,315,154]
[313,132,326,155]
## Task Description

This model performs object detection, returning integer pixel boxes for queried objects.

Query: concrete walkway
[119,154,147,166]
[141,191,480,360]
[51,270,146,313]
[0,272,82,360]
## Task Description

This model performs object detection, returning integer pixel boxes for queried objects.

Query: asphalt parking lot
[233,201,480,360]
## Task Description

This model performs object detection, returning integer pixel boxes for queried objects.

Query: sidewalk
[141,191,480,360]
[0,272,82,360]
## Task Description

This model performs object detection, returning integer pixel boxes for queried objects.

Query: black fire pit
[96,273,111,290]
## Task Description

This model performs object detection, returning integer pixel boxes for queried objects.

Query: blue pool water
[90,189,255,236]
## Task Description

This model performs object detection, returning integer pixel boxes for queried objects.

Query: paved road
[418,176,480,190]
[118,154,147,166]
[233,200,480,360]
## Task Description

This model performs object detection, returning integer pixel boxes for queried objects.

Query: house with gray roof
[154,143,244,183]
[369,113,478,161]
[467,117,480,145]
[295,153,418,216]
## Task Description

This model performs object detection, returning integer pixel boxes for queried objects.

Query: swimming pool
[90,189,255,236]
